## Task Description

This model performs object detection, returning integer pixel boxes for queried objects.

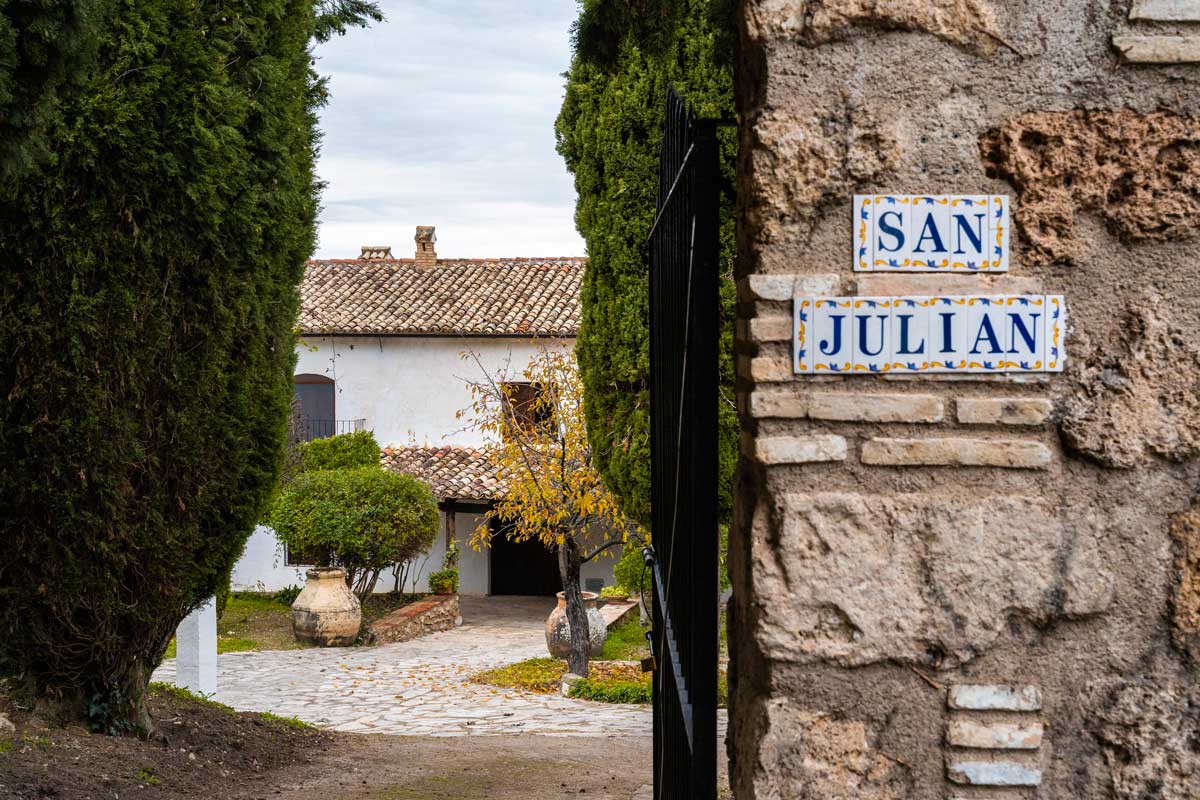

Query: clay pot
[545,591,607,658]
[292,568,362,647]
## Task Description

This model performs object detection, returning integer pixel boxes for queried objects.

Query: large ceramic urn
[292,568,362,647]
[545,591,607,658]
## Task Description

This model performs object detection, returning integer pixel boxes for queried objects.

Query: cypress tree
[0,0,377,733]
[555,0,737,525]
[0,0,108,177]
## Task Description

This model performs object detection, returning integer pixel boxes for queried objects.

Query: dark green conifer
[0,0,377,734]
[556,0,737,525]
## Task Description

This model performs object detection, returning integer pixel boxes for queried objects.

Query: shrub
[300,430,381,473]
[428,568,458,595]
[0,0,378,735]
[272,585,303,607]
[268,467,439,600]
[569,677,652,704]
[613,539,649,596]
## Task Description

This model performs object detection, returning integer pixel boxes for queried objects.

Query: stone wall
[732,1,1200,798]
[364,595,460,645]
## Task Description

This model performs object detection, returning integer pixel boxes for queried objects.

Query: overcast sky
[312,0,586,260]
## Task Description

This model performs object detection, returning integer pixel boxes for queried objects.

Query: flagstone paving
[154,596,657,737]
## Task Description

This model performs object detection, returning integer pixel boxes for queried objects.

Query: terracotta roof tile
[380,445,502,502]
[301,257,585,337]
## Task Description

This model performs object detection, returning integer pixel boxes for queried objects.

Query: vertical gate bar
[649,89,719,800]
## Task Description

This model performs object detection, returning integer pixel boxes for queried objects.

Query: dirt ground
[0,686,668,800]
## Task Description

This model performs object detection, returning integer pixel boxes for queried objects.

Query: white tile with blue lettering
[852,194,1010,272]
[927,297,971,372]
[909,197,950,270]
[793,296,814,374]
[889,297,931,373]
[812,297,854,374]
[965,295,1008,373]
[948,197,991,271]
[989,195,1010,271]
[1002,296,1045,371]
[871,195,913,270]
[853,195,873,272]
[851,298,892,374]
[1044,295,1066,372]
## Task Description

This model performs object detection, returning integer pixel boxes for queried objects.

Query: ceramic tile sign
[794,295,1066,375]
[854,194,1009,271]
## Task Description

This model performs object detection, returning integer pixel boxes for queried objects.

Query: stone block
[757,435,847,465]
[1113,35,1200,63]
[948,684,1042,712]
[861,437,1052,468]
[808,393,943,423]
[738,273,841,302]
[946,719,1044,750]
[1131,0,1200,20]
[753,494,1112,666]
[947,761,1042,786]
[748,316,792,343]
[956,397,1052,425]
[739,355,793,383]
[749,389,807,418]
[365,595,460,645]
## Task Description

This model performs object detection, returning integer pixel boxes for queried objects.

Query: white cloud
[312,0,586,260]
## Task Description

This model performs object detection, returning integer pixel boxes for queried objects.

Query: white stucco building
[231,227,621,596]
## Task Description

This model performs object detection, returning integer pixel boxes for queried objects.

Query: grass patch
[471,657,729,706]
[597,618,650,661]
[149,682,236,715]
[135,766,161,786]
[471,658,565,694]
[0,739,13,754]
[259,712,316,731]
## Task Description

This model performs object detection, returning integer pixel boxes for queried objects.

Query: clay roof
[300,257,585,337]
[380,445,502,502]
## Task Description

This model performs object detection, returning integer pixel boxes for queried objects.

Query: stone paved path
[154,596,654,737]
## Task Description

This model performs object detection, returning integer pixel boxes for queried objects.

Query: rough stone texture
[750,389,809,418]
[744,0,1000,52]
[861,436,1052,468]
[364,594,460,646]
[751,493,1112,667]
[956,397,1051,425]
[737,697,910,799]
[734,0,1200,797]
[1092,679,1200,800]
[983,109,1200,264]
[748,315,793,342]
[1169,508,1200,663]
[1060,305,1200,468]
[945,719,1043,749]
[756,435,848,464]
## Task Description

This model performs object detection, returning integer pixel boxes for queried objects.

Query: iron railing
[647,88,720,800]
[294,418,366,442]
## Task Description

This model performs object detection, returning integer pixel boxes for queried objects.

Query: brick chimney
[414,226,437,268]
[359,245,392,260]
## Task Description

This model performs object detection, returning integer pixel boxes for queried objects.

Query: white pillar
[175,596,217,696]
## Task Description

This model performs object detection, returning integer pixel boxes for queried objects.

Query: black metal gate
[646,88,719,800]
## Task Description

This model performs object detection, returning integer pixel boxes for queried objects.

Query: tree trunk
[558,534,590,678]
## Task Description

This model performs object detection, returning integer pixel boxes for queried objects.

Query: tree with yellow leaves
[461,348,634,677]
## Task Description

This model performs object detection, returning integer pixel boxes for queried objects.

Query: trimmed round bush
[269,467,439,598]
[300,430,381,472]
